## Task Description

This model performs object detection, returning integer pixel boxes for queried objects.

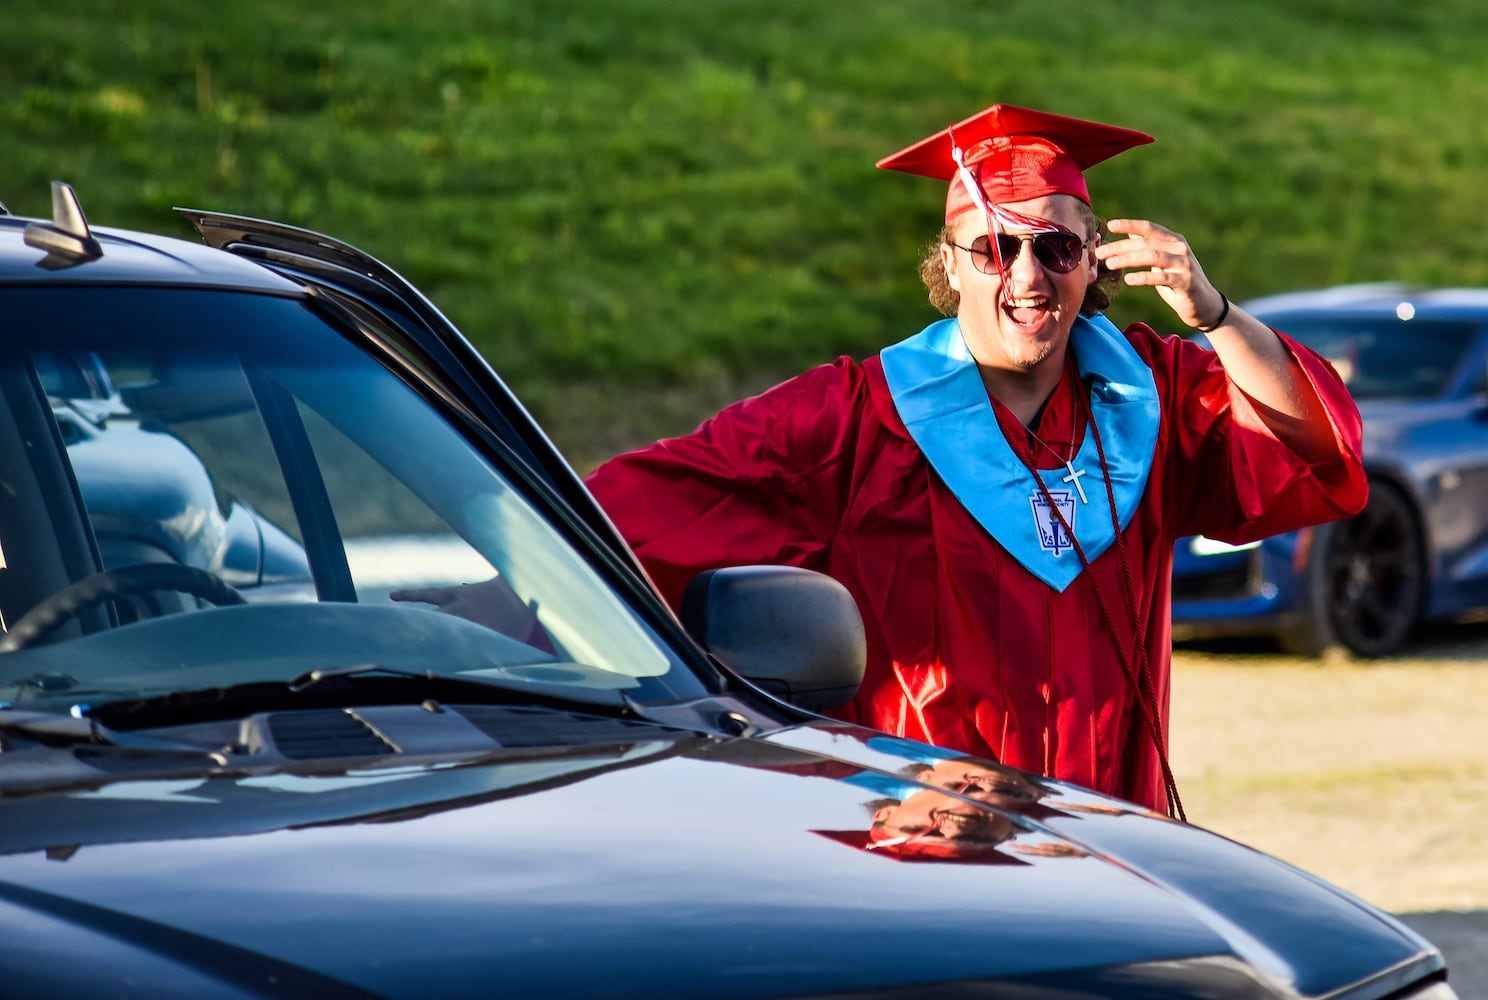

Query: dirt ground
[1169,619,1488,915]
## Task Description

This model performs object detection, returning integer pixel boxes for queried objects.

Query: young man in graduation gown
[582,104,1367,818]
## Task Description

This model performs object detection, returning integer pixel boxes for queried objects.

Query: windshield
[0,286,703,710]
[1272,315,1480,400]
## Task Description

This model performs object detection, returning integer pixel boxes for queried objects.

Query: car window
[0,287,701,707]
[32,350,116,402]
[1275,317,1480,399]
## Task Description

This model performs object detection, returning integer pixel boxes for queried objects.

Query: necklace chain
[1025,370,1086,502]
[1026,425,1074,465]
[1024,354,1081,467]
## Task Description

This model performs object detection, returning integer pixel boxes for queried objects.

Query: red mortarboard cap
[876,104,1154,219]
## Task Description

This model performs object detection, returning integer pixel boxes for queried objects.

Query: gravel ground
[1171,619,1488,997]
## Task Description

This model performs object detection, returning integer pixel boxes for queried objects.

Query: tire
[1282,481,1424,658]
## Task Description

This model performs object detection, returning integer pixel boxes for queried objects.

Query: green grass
[7,1,1488,467]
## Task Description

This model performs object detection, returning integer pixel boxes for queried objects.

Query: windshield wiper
[284,663,634,712]
[288,663,488,692]
[0,709,228,762]
[85,663,631,732]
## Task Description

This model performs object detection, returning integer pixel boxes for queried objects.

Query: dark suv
[0,184,1457,999]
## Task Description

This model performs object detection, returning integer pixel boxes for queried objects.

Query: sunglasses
[949,231,1087,275]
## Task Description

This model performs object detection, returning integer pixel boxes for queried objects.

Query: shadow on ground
[1175,615,1488,664]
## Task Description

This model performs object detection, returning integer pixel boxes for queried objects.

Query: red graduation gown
[586,323,1366,811]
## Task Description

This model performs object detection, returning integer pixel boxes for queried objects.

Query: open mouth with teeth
[1003,295,1053,329]
[932,808,988,838]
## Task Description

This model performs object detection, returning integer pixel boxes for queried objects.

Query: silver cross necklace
[1026,416,1089,506]
[1028,431,1087,504]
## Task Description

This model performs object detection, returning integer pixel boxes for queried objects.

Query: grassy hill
[6,0,1488,466]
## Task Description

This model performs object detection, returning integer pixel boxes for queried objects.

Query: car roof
[0,194,302,294]
[1245,282,1488,320]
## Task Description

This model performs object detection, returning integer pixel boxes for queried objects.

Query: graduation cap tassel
[950,138,1015,308]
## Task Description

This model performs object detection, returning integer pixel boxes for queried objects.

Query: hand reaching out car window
[391,576,553,653]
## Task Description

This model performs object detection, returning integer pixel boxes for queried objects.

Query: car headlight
[1189,535,1263,557]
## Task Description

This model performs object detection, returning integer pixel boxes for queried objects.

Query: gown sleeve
[584,358,869,608]
[1152,327,1368,543]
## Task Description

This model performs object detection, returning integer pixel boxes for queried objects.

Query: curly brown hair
[917,204,1122,317]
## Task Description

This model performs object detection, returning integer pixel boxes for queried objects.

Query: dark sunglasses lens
[964,235,993,275]
[1035,233,1084,273]
[972,233,1083,274]
[994,234,1023,268]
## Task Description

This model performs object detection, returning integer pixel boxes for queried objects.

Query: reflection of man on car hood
[870,784,1020,852]
[909,757,1042,801]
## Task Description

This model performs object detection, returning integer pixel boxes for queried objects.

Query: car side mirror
[681,566,865,713]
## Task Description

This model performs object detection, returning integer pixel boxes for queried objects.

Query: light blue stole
[880,315,1158,592]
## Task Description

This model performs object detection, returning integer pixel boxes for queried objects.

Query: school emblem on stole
[1030,489,1076,556]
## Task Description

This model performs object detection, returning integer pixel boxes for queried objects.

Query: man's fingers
[390,586,455,604]
[1100,246,1191,278]
[1106,218,1176,240]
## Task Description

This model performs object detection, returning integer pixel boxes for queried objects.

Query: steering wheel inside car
[0,563,247,653]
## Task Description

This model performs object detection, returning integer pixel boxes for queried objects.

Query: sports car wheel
[1287,482,1424,658]
[0,563,246,653]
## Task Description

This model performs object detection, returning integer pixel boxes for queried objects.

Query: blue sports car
[1171,284,1488,657]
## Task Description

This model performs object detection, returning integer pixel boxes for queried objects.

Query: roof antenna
[24,181,103,264]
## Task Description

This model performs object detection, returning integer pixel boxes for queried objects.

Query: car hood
[0,715,1441,999]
